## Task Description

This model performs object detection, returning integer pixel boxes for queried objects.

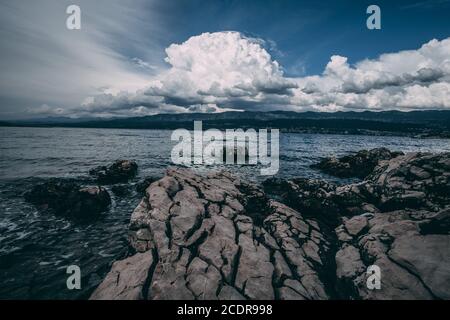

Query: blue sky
[0,0,449,119]
[150,0,450,75]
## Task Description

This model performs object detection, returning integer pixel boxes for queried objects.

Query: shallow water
[0,126,449,299]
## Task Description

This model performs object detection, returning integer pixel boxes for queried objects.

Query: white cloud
[163,32,295,95]
[24,30,450,117]
[26,104,68,116]
[291,37,450,111]
[132,58,158,70]
[80,31,298,116]
[187,103,241,113]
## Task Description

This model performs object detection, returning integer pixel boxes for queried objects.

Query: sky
[0,0,449,119]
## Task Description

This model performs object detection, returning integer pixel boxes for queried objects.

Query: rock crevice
[91,168,334,300]
[91,152,450,300]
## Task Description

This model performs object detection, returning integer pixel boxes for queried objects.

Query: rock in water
[264,151,450,299]
[89,160,138,184]
[277,152,450,218]
[91,168,335,300]
[366,152,450,211]
[332,152,450,215]
[135,176,160,194]
[111,184,131,197]
[311,148,403,179]
[24,180,111,219]
[91,151,450,300]
[263,177,340,226]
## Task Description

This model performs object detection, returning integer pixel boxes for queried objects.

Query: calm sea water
[1,126,449,299]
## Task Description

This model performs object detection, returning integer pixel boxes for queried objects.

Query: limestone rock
[334,208,450,299]
[92,167,333,300]
[92,151,450,300]
[90,252,154,300]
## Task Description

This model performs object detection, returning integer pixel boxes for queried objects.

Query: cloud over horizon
[0,0,450,120]
[74,32,450,117]
[78,31,298,117]
[1,1,449,119]
[294,37,450,111]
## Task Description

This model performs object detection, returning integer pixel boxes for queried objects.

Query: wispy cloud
[0,0,165,119]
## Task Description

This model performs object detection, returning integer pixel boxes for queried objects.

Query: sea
[0,126,449,299]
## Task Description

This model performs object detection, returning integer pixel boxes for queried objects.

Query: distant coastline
[1,110,450,138]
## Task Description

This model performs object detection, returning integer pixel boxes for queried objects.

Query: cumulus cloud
[291,37,450,111]
[29,31,450,116]
[80,31,298,116]
[310,38,450,94]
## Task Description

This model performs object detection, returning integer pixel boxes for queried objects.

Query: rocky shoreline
[89,150,450,300]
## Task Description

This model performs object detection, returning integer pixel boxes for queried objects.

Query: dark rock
[329,152,449,215]
[24,180,111,218]
[419,207,450,235]
[89,160,138,184]
[311,148,403,179]
[263,177,340,226]
[135,176,160,194]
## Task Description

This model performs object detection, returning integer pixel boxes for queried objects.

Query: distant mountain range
[2,110,450,138]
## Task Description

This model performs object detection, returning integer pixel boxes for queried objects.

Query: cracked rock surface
[91,168,334,300]
[267,152,450,300]
[311,148,404,179]
[92,152,450,300]
[335,208,450,299]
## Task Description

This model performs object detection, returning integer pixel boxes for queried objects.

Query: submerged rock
[89,160,138,184]
[111,184,131,197]
[24,180,111,218]
[311,148,403,179]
